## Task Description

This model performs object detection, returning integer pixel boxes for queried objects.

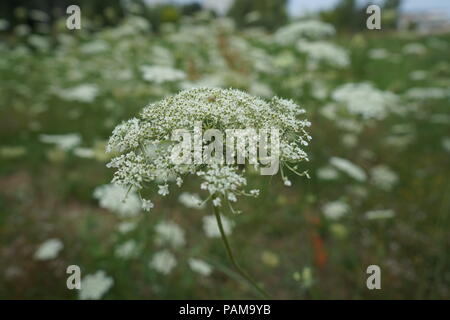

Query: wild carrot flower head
[106,87,311,211]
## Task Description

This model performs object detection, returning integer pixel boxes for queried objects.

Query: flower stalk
[212,204,271,299]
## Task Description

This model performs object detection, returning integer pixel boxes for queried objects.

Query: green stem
[213,205,271,299]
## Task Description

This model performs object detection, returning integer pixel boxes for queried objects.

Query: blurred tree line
[0,0,205,33]
[0,0,290,33]
[320,0,402,32]
[0,0,402,34]
[228,0,288,30]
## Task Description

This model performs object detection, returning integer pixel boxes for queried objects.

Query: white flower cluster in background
[114,240,139,259]
[79,271,114,300]
[322,200,349,220]
[93,183,142,218]
[39,133,81,151]
[54,84,99,103]
[368,48,390,60]
[403,43,427,55]
[188,258,213,276]
[154,221,186,248]
[331,82,399,120]
[275,20,335,44]
[34,238,63,260]
[140,65,186,84]
[149,250,177,275]
[370,165,399,191]
[329,157,367,182]
[365,209,395,220]
[178,192,205,209]
[106,87,311,211]
[202,214,234,238]
[297,40,350,69]
[404,87,449,101]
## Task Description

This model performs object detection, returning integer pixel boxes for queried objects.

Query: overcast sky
[288,0,450,17]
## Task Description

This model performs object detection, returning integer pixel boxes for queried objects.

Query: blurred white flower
[275,20,335,44]
[442,137,450,153]
[178,192,205,209]
[370,165,398,191]
[365,209,395,220]
[405,87,448,100]
[155,221,186,248]
[322,201,349,220]
[293,266,314,289]
[368,48,390,60]
[342,134,358,147]
[188,258,213,276]
[317,166,339,180]
[203,214,234,238]
[93,184,141,218]
[114,240,139,259]
[330,157,366,182]
[403,43,426,55]
[117,221,138,234]
[73,147,95,158]
[39,133,81,151]
[34,239,63,260]
[150,250,177,275]
[297,40,349,69]
[80,40,109,54]
[79,271,114,300]
[0,19,10,31]
[55,84,99,103]
[409,70,427,81]
[250,82,273,98]
[332,82,398,120]
[140,65,186,83]
[150,45,174,66]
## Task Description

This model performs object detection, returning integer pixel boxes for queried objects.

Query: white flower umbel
[140,65,186,84]
[330,157,366,182]
[316,166,339,180]
[275,20,335,44]
[331,82,398,120]
[114,240,139,259]
[106,88,310,298]
[55,84,99,103]
[297,40,350,69]
[39,133,81,151]
[188,258,213,276]
[370,165,398,191]
[365,209,395,220]
[117,221,138,234]
[322,201,349,220]
[79,271,113,300]
[34,238,63,260]
[203,214,234,238]
[93,183,142,218]
[106,88,311,211]
[178,192,205,209]
[149,250,177,275]
[154,221,186,248]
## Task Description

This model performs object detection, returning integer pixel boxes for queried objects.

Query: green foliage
[228,0,288,31]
